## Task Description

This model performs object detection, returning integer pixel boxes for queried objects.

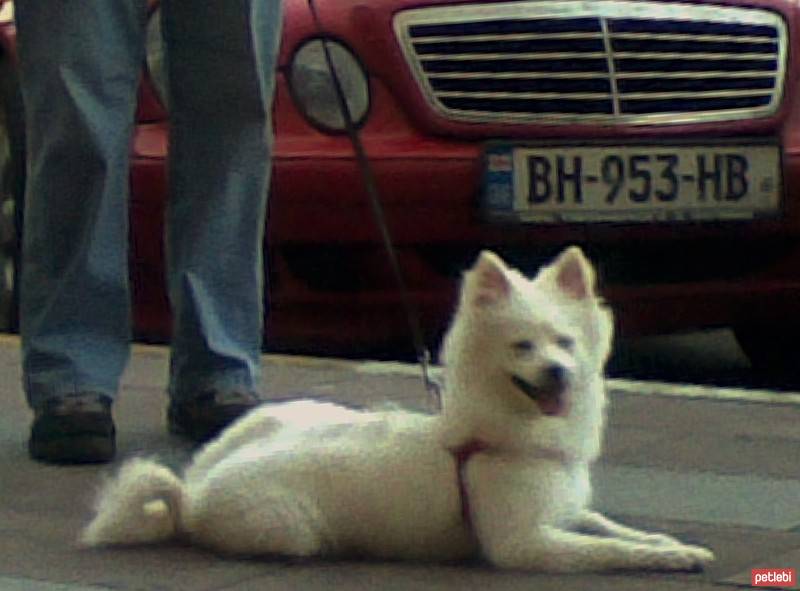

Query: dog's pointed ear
[466,250,512,307]
[550,246,597,300]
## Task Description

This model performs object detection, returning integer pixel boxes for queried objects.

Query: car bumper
[130,113,800,356]
[266,133,800,353]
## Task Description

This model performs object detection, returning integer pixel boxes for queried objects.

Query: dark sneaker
[168,390,261,443]
[29,393,116,464]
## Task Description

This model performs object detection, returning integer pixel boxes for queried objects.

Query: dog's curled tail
[80,457,185,547]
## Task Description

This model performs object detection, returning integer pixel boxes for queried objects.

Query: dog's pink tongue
[538,393,566,417]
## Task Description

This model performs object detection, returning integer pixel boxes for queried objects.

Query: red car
[0,0,799,370]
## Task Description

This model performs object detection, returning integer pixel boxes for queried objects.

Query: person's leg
[15,0,146,461]
[160,0,282,441]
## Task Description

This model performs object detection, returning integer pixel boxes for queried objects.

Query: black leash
[306,0,441,410]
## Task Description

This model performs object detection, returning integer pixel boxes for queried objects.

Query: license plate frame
[481,141,783,224]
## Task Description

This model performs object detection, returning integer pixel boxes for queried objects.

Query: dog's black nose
[545,364,566,385]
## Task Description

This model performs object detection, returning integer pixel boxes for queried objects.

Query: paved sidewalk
[1,336,798,590]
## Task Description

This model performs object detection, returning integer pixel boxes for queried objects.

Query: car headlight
[289,38,369,133]
[145,8,170,109]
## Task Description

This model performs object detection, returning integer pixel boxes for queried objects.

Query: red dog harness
[451,439,489,529]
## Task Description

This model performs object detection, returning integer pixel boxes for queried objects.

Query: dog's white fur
[82,247,714,573]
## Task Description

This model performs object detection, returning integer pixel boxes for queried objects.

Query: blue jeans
[15,0,282,409]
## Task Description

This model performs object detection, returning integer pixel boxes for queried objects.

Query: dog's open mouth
[511,375,566,416]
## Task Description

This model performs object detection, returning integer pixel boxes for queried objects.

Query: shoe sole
[168,405,255,444]
[29,435,116,464]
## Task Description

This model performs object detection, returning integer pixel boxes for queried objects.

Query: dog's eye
[556,335,575,351]
[512,340,535,353]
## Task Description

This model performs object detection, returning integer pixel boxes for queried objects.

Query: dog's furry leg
[484,525,714,573]
[185,488,327,557]
[81,458,184,547]
[575,510,684,547]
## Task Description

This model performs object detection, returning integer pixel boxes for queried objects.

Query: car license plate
[482,144,782,223]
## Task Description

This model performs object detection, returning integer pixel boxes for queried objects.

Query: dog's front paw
[655,544,715,572]
[683,544,715,568]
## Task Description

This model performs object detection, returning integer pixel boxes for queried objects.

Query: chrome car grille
[394,0,787,125]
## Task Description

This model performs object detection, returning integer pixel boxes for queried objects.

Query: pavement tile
[0,576,110,591]
[0,524,271,591]
[594,465,800,530]
[608,392,800,442]
[219,561,724,591]
[722,547,800,588]
[603,393,800,480]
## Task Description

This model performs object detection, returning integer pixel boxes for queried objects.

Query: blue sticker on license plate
[483,147,515,212]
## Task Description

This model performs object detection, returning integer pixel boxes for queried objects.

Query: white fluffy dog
[82,247,714,573]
